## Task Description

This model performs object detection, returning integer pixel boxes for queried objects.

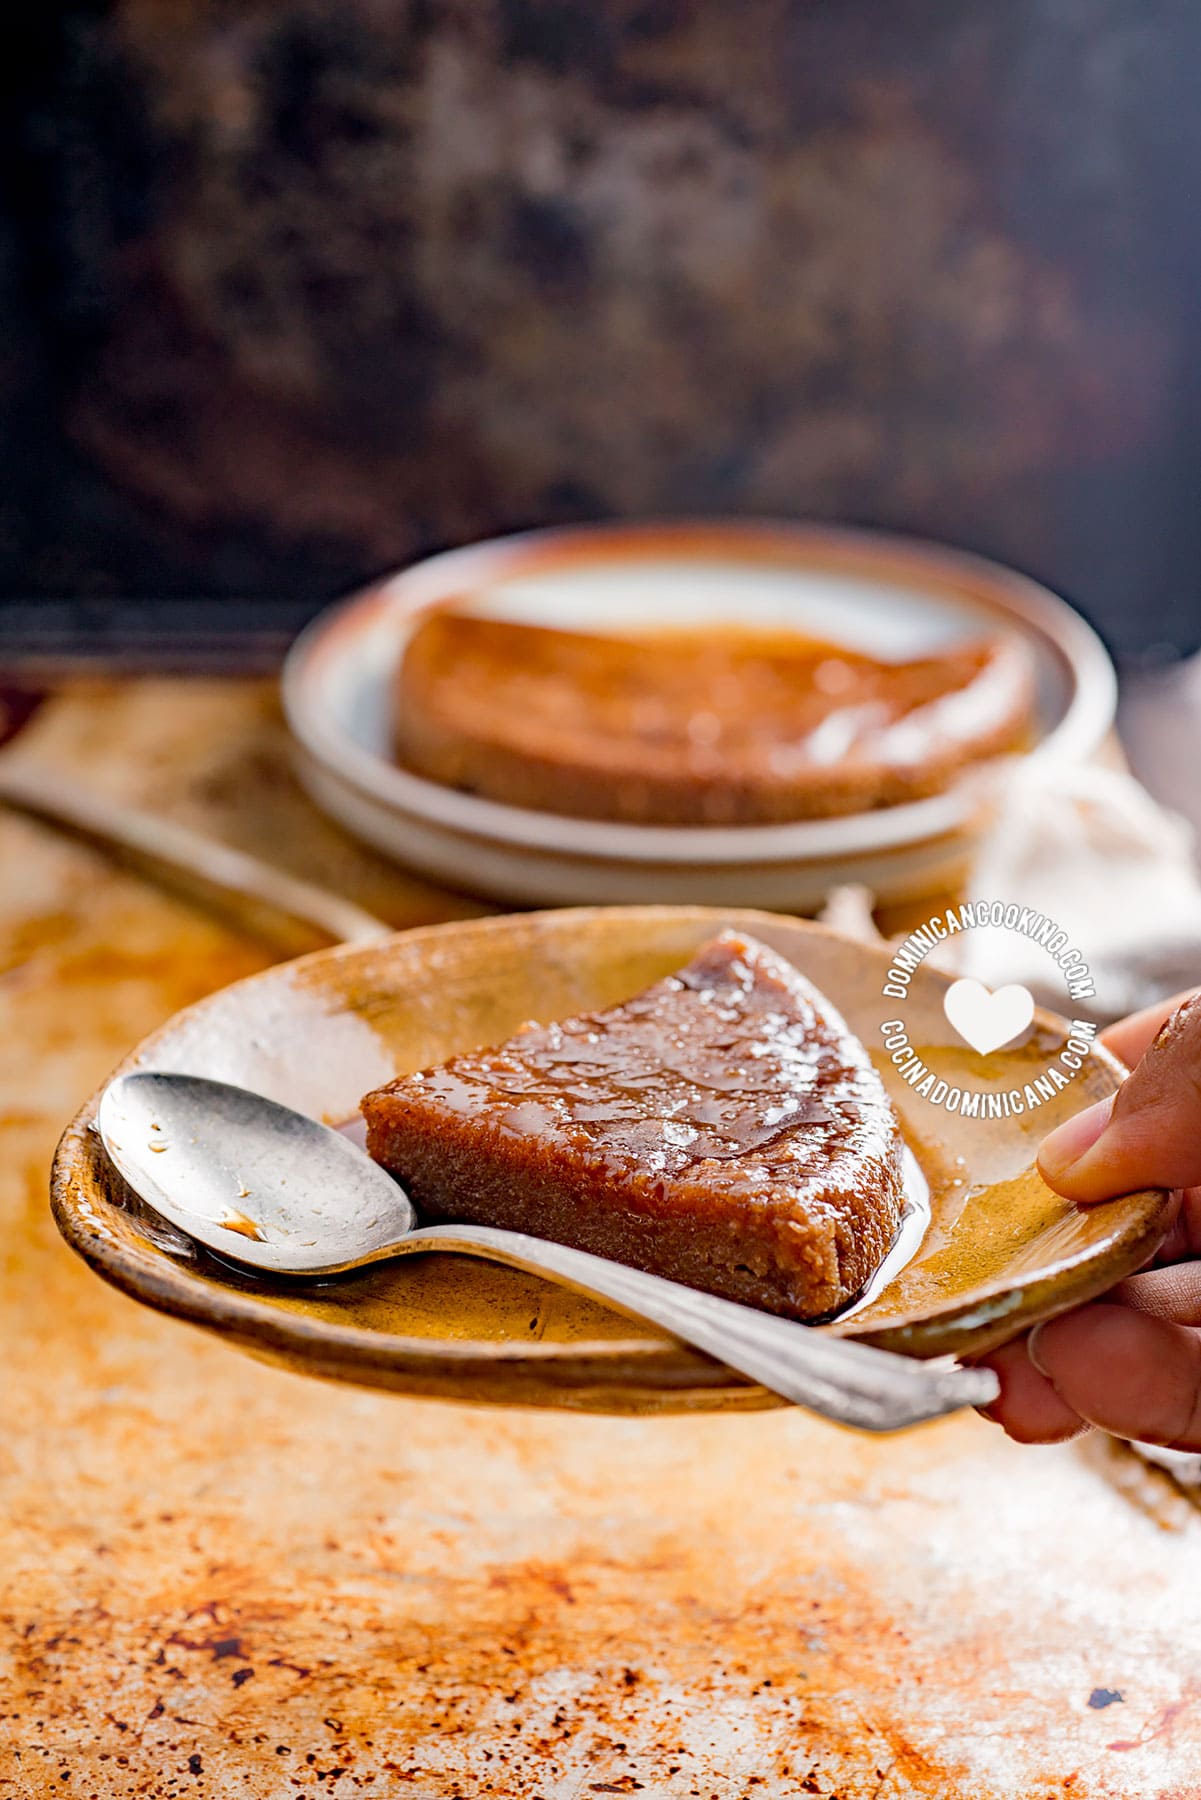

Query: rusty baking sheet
[3,680,1201,1799]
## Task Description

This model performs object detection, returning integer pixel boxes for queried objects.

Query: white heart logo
[943,978,1035,1056]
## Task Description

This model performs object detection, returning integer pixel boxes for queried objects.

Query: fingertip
[1037,1095,1115,1197]
[977,1336,1087,1445]
[1099,988,1200,1068]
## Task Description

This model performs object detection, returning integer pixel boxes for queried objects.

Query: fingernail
[1027,1321,1053,1380]
[1038,1094,1115,1184]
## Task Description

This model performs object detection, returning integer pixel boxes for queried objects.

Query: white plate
[282,520,1116,908]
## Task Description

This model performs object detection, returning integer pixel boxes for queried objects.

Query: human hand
[981,988,1201,1447]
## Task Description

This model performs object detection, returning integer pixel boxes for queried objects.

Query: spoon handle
[0,759,391,953]
[399,1223,998,1431]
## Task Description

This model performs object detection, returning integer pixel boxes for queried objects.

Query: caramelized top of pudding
[362,931,907,1319]
[395,611,1033,824]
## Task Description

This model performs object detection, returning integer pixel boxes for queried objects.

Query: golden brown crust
[394,611,1035,825]
[362,931,906,1319]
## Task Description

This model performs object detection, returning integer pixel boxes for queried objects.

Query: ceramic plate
[52,908,1168,1415]
[282,521,1117,909]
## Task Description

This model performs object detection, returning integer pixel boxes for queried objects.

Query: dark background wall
[3,0,1201,661]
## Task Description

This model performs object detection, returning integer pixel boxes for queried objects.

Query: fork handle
[398,1223,998,1431]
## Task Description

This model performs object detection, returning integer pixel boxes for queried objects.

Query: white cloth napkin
[945,761,1201,1024]
[820,761,1201,1023]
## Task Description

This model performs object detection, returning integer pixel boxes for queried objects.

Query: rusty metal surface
[18,3,1201,661]
[4,679,1201,1797]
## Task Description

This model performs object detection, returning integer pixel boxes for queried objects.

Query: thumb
[1038,992,1201,1201]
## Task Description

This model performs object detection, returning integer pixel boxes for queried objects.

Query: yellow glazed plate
[52,907,1169,1414]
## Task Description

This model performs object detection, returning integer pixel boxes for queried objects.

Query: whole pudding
[394,610,1034,825]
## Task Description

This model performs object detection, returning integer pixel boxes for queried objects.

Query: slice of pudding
[361,931,906,1320]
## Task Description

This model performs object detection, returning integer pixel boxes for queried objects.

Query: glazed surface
[395,613,1034,823]
[363,930,907,1318]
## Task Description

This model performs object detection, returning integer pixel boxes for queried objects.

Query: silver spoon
[97,1070,998,1433]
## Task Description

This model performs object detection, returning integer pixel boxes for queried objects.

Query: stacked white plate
[282,520,1116,910]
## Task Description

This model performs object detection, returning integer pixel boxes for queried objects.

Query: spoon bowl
[98,1071,417,1276]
